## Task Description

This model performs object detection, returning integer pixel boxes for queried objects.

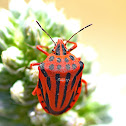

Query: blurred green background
[0,0,126,126]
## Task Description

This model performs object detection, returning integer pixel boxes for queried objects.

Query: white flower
[28,0,80,32]
[28,0,47,12]
[62,110,86,126]
[26,67,39,83]
[29,103,49,125]
[76,117,85,126]
[29,110,41,125]
[0,9,12,26]
[1,46,24,69]
[25,60,39,83]
[45,3,80,32]
[9,0,27,13]
[0,9,14,35]
[36,103,42,110]
[10,80,24,103]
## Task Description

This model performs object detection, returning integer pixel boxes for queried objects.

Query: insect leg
[30,63,41,69]
[66,41,77,52]
[82,79,88,94]
[36,45,49,56]
[32,86,37,96]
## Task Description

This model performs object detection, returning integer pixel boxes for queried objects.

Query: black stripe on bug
[56,44,60,55]
[71,61,84,90]
[60,73,71,108]
[75,78,81,95]
[62,44,66,55]
[47,77,51,90]
[38,79,45,100]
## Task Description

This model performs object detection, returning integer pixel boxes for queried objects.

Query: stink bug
[30,21,92,115]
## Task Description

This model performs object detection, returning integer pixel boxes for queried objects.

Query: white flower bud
[28,0,47,12]
[25,60,39,83]
[1,46,24,69]
[76,117,85,126]
[29,0,80,32]
[29,111,40,125]
[36,103,42,111]
[0,9,13,29]
[10,80,24,103]
[9,0,27,13]
[29,103,49,125]
[62,110,86,126]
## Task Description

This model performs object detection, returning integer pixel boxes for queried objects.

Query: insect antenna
[66,24,92,44]
[36,21,56,46]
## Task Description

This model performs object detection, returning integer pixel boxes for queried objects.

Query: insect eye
[52,49,55,52]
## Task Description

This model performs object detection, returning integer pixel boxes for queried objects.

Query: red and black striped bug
[30,21,92,115]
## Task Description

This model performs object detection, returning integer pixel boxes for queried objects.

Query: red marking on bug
[30,21,92,115]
